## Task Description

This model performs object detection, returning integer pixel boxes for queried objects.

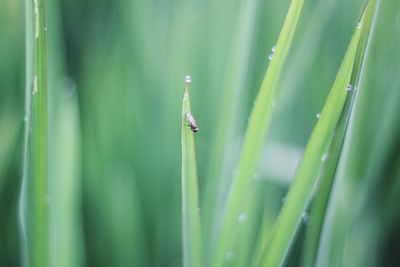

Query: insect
[185,112,199,132]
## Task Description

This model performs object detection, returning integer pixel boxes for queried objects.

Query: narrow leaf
[20,0,49,266]
[210,0,304,265]
[181,78,202,267]
[301,2,377,266]
[258,12,363,267]
[316,0,400,265]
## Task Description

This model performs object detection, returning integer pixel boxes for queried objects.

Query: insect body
[185,112,199,132]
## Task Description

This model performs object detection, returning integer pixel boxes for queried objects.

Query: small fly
[185,112,199,133]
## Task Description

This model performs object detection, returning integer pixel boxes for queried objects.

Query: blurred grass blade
[210,0,304,265]
[49,92,83,267]
[181,78,202,267]
[258,13,363,267]
[20,0,49,266]
[231,181,265,267]
[301,2,376,266]
[45,0,85,265]
[299,104,351,267]
[316,0,400,265]
[203,0,259,250]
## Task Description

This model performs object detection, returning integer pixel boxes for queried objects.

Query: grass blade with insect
[181,78,202,267]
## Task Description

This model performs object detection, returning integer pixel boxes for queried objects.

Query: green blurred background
[1,0,399,266]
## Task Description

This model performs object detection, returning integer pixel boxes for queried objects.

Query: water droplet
[357,23,362,29]
[268,46,276,60]
[281,196,286,204]
[238,213,247,223]
[225,251,235,262]
[24,116,28,122]
[346,84,353,92]
[34,0,39,39]
[302,212,310,224]
[32,76,38,95]
[44,27,48,32]
[253,172,260,181]
[316,113,320,119]
[272,100,276,108]
[321,153,328,162]
[184,75,192,84]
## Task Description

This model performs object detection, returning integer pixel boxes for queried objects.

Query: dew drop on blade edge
[238,213,247,223]
[225,251,235,262]
[302,212,310,224]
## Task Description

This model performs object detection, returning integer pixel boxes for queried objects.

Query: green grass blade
[251,181,285,266]
[181,78,202,267]
[45,0,85,265]
[258,12,363,267]
[301,2,376,266]
[299,104,351,267]
[49,93,84,267]
[20,0,48,266]
[203,0,259,250]
[316,0,400,265]
[232,181,265,267]
[210,0,304,265]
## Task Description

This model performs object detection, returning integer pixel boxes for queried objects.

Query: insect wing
[185,112,199,132]
[185,113,197,128]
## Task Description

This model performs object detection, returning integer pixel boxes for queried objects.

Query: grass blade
[49,92,83,267]
[20,0,48,266]
[301,2,376,266]
[210,0,304,265]
[258,11,363,267]
[316,0,400,265]
[181,77,202,267]
[45,0,85,265]
[203,0,259,251]
[299,104,351,267]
